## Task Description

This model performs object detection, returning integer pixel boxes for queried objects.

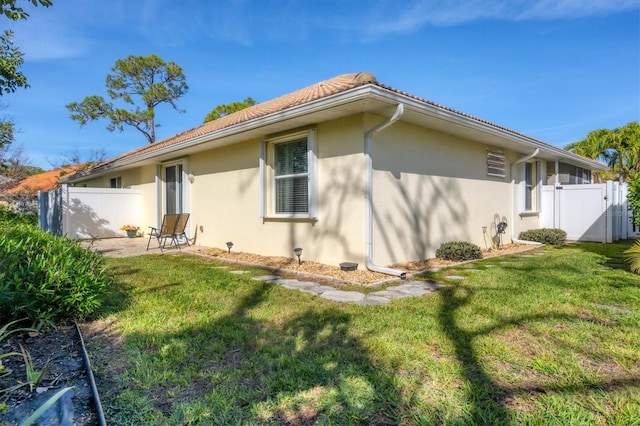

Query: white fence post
[606,181,613,243]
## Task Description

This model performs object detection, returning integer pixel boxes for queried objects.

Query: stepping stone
[499,261,512,265]
[445,275,465,280]
[463,269,482,273]
[424,282,446,291]
[287,281,318,289]
[278,282,306,289]
[320,291,366,303]
[303,285,336,295]
[276,278,303,285]
[368,290,414,300]
[483,265,495,268]
[386,284,430,296]
[404,281,445,290]
[230,270,250,274]
[358,295,391,305]
[252,275,281,282]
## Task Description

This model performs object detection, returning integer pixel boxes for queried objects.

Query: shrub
[518,228,567,245]
[624,240,640,273]
[628,173,640,227]
[0,205,37,226]
[0,222,110,327]
[436,241,483,261]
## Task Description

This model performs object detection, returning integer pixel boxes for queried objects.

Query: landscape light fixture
[226,241,233,253]
[293,247,303,265]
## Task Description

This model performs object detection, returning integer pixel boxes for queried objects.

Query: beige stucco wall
[75,112,546,267]
[369,116,541,265]
[188,115,367,267]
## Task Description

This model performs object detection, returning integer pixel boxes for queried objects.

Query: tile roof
[64,71,605,180]
[3,165,82,195]
[69,72,378,178]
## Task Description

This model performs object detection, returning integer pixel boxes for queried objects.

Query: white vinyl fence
[39,185,141,239]
[540,181,631,243]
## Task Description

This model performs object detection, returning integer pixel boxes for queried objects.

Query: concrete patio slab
[81,237,204,258]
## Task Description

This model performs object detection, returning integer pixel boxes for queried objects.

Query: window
[524,163,533,211]
[557,162,593,185]
[487,150,506,178]
[275,138,308,214]
[110,177,122,188]
[260,129,317,219]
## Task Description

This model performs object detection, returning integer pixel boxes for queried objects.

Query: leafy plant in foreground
[0,222,110,326]
[624,239,640,273]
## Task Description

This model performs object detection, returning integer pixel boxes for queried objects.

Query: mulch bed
[0,325,97,425]
[201,243,538,285]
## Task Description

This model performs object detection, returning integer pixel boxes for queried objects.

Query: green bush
[436,241,483,261]
[628,173,640,227]
[0,205,37,226]
[0,222,110,327]
[518,228,567,245]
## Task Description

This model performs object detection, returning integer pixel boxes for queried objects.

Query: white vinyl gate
[541,181,630,243]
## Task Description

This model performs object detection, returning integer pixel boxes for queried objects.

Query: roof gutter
[365,103,407,279]
[62,84,606,184]
[61,86,378,184]
[510,148,543,245]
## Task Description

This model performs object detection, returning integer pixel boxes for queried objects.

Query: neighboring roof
[3,165,82,195]
[62,72,607,182]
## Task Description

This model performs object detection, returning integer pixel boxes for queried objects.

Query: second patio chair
[146,213,190,252]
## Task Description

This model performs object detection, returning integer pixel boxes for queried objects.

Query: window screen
[274,138,308,214]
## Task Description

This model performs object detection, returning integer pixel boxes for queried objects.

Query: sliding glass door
[165,164,183,215]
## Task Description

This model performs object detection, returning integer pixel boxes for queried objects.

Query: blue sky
[4,0,639,169]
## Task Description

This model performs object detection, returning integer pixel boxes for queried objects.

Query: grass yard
[87,242,640,425]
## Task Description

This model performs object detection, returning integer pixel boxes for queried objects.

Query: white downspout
[365,104,407,279]
[510,148,542,244]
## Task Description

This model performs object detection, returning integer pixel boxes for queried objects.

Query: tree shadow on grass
[108,280,409,424]
[568,240,634,271]
[437,282,640,424]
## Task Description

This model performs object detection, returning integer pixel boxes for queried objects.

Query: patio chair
[146,213,190,252]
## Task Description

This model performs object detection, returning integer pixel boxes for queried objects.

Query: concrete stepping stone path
[251,276,444,304]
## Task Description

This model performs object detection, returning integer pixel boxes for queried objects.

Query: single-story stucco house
[60,72,607,277]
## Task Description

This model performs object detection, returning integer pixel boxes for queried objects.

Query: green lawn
[90,242,640,425]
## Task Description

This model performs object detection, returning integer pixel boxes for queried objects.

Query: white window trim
[156,158,190,218]
[520,161,539,214]
[259,129,317,220]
